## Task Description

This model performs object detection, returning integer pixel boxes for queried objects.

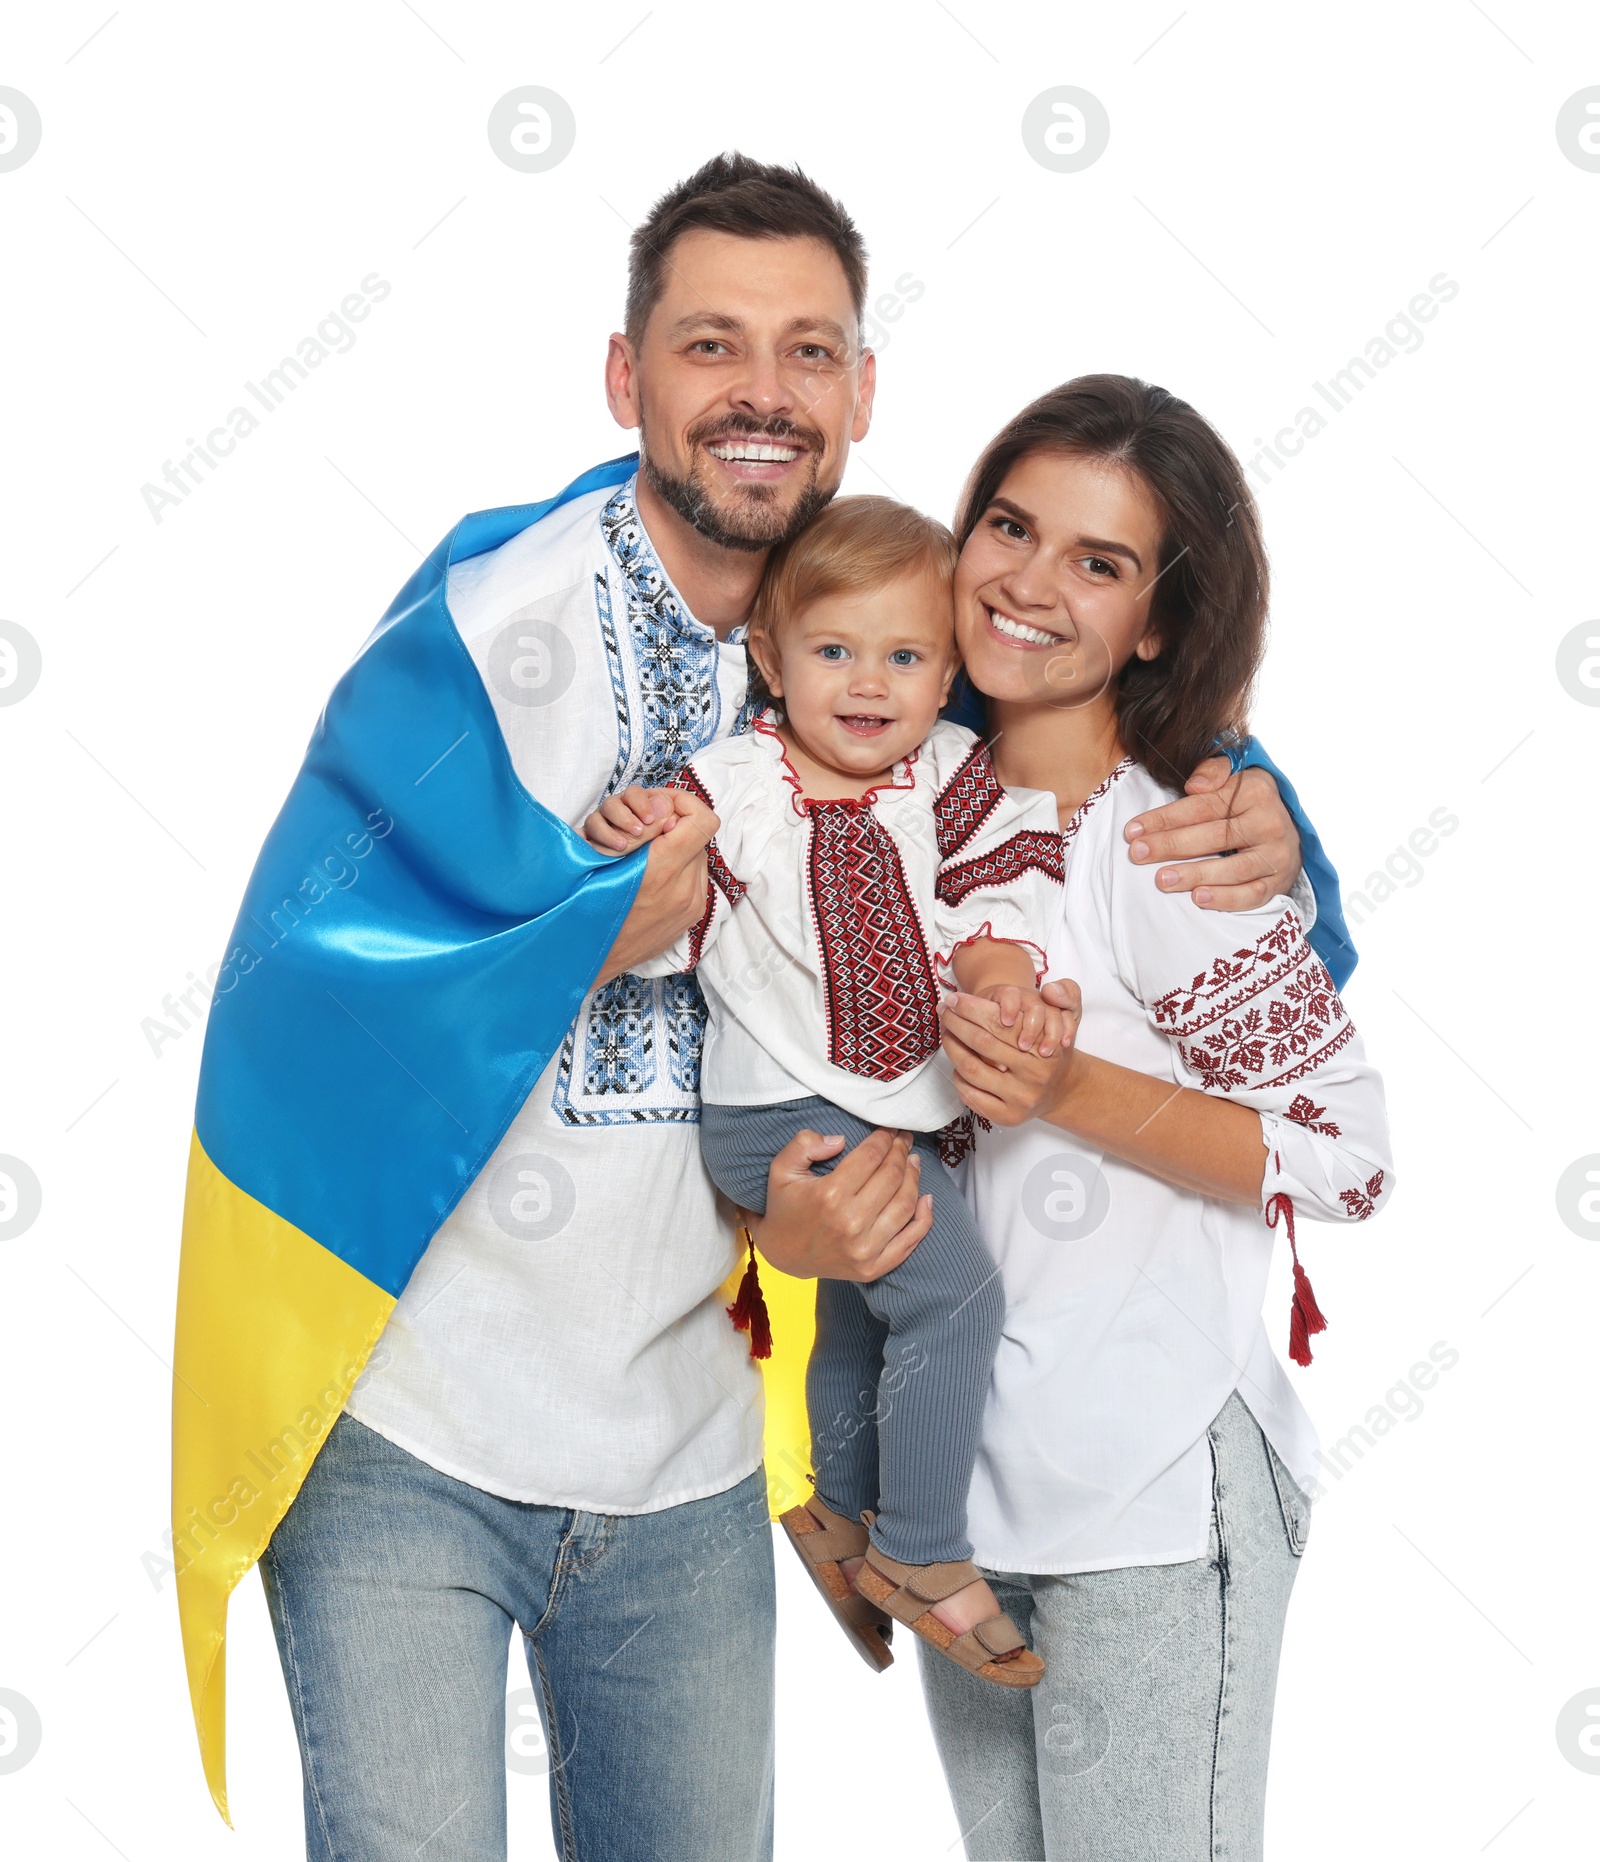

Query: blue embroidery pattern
[576,974,655,1098]
[600,484,723,782]
[553,478,742,1126]
[662,973,707,1094]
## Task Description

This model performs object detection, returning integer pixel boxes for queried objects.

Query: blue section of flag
[194,455,645,1297]
[942,672,1356,988]
[1228,739,1354,989]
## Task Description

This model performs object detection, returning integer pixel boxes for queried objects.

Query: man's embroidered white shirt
[345,475,766,1512]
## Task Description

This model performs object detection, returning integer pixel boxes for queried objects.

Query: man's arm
[593,794,718,984]
[1122,740,1357,990]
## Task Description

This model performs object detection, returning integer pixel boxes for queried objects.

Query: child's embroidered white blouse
[634,712,1064,1132]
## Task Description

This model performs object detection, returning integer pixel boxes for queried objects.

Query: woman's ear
[1135,628,1163,663]
[746,628,784,698]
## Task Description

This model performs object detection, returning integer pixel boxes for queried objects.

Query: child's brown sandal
[853,1540,1045,1689]
[778,1494,895,1672]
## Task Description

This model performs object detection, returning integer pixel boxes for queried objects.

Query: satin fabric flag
[170,453,820,1821]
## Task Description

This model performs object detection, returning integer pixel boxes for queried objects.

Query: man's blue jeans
[260,1414,775,1861]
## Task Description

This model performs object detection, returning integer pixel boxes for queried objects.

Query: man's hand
[594,791,717,983]
[752,1127,934,1283]
[1124,758,1301,911]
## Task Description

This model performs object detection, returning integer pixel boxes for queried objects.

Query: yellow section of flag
[171,1132,395,1821]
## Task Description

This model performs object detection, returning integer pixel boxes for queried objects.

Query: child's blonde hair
[748,496,958,659]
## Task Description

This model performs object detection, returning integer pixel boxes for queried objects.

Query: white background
[2,1,1598,1856]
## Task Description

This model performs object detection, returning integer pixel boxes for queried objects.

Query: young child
[584,497,1066,1689]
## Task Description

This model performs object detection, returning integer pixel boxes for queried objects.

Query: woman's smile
[984,604,1070,650]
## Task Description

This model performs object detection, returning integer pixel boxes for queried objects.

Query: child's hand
[583,785,695,854]
[977,981,1073,1057]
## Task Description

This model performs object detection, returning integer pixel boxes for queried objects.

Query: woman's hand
[940,978,1082,1128]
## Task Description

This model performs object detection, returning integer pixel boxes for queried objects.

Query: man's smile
[707,439,802,463]
[702,434,808,482]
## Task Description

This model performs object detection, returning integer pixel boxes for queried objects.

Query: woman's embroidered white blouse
[962,759,1394,1575]
[634,714,1065,1132]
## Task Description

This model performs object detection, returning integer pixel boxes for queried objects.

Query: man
[250,154,1320,1860]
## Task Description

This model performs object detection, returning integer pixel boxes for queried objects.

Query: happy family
[237,153,1394,1862]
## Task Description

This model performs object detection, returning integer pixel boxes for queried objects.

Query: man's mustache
[687,413,826,452]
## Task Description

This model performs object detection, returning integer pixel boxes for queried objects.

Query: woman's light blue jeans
[260,1414,775,1862]
[918,1393,1311,1861]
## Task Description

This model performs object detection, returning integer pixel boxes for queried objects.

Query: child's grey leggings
[699,1095,1005,1566]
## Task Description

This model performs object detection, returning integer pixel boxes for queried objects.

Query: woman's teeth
[708,440,800,462]
[987,607,1062,647]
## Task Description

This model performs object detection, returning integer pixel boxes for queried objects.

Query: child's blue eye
[888,650,919,667]
[818,644,847,661]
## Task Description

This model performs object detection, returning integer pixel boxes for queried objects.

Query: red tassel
[727,1226,772,1361]
[1267,1192,1327,1368]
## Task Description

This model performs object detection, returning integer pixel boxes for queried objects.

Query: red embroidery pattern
[1285,1093,1341,1138]
[1338,1170,1385,1220]
[807,803,940,1080]
[937,829,1065,907]
[934,740,1006,861]
[669,767,745,965]
[668,766,746,906]
[1152,911,1353,1092]
[1061,758,1135,847]
[937,1109,993,1169]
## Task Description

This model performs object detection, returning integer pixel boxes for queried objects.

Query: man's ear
[605,332,641,431]
[850,347,877,444]
[747,629,784,698]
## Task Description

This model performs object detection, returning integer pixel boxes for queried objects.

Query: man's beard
[639,413,835,553]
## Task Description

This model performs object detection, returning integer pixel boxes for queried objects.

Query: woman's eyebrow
[1075,534,1144,573]
[988,497,1145,574]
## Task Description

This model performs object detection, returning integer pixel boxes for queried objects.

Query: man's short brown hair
[625,152,868,347]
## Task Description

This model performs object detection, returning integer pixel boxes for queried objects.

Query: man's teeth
[708,440,800,462]
[987,607,1062,647]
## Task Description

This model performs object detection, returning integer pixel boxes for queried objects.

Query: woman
[923,376,1393,1859]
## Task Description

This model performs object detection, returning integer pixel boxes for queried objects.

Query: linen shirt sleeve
[1116,874,1394,1227]
[932,782,1064,985]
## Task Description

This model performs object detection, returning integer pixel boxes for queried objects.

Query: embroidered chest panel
[806,805,941,1082]
[550,480,737,1126]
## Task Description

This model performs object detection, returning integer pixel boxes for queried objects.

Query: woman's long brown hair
[955,374,1269,789]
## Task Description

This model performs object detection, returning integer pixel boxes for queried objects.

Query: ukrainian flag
[171,453,815,1820]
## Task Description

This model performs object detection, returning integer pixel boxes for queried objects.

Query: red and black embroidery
[668,766,746,965]
[937,829,1065,908]
[1285,1094,1341,1138]
[937,1109,992,1168]
[1153,911,1353,1092]
[1061,758,1134,847]
[807,803,940,1080]
[1338,1170,1385,1220]
[934,740,1007,862]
